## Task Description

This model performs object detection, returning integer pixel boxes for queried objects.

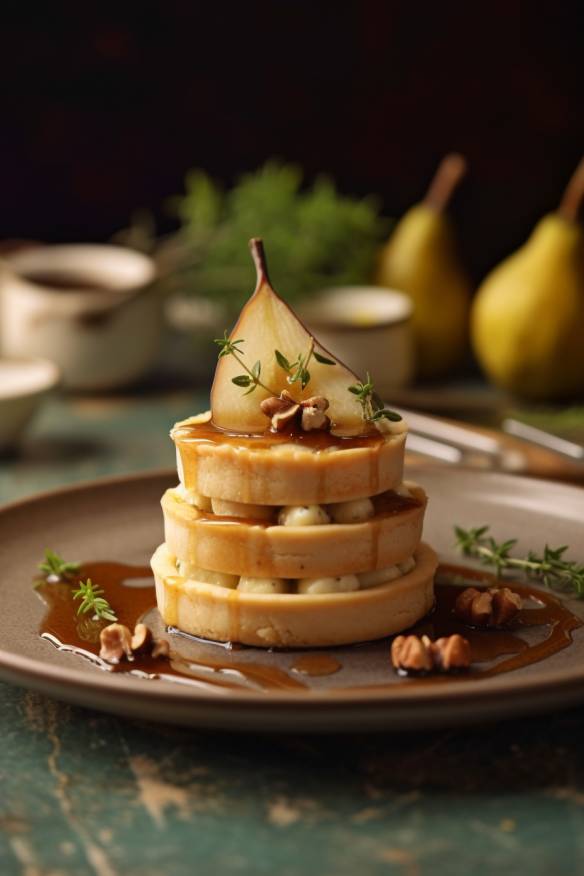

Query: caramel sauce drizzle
[290,654,342,677]
[172,417,385,452]
[37,562,305,693]
[400,564,583,684]
[36,561,583,694]
[172,414,401,505]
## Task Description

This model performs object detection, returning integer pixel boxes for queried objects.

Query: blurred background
[1,1,582,270]
[0,0,583,490]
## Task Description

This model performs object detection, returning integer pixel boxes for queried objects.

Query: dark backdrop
[1,0,582,280]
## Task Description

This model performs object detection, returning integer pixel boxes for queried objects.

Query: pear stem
[249,237,270,288]
[424,153,467,213]
[558,157,584,223]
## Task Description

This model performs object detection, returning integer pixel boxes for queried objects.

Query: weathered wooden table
[1,393,583,876]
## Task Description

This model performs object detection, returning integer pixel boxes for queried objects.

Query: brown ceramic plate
[0,468,583,732]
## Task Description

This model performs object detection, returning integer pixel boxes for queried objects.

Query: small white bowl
[0,245,160,390]
[0,358,60,452]
[300,286,414,394]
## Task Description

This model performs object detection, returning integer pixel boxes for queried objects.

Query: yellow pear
[471,158,584,400]
[376,154,471,378]
[211,239,366,433]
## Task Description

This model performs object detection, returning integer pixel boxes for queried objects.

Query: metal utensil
[395,407,526,472]
[502,418,584,461]
[395,408,503,457]
[405,433,463,464]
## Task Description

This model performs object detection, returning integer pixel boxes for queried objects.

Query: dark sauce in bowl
[23,271,116,292]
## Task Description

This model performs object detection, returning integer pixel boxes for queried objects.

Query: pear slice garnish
[210,239,367,434]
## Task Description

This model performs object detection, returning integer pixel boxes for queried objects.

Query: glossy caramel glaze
[172,416,385,450]
[36,561,583,693]
[171,413,407,507]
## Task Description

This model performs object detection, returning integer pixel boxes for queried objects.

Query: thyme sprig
[72,579,118,622]
[214,329,399,428]
[214,331,245,359]
[348,373,402,424]
[454,525,584,596]
[38,549,80,581]
[215,331,335,396]
[275,338,335,390]
[214,331,277,396]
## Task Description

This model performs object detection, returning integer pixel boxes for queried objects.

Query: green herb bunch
[167,161,388,310]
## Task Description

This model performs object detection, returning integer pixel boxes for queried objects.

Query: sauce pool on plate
[35,561,583,692]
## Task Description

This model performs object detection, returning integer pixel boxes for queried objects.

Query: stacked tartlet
[151,240,437,647]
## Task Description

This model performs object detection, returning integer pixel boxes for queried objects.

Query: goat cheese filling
[174,555,417,594]
[173,481,416,525]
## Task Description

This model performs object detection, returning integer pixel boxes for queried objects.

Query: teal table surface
[1,393,584,876]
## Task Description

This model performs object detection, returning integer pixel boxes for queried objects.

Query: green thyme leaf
[377,409,403,422]
[38,549,80,580]
[72,579,117,622]
[215,329,279,397]
[453,524,584,597]
[232,375,252,387]
[313,351,336,366]
[275,350,291,372]
[214,331,245,358]
[347,374,401,425]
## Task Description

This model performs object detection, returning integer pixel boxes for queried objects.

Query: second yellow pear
[471,158,584,401]
[376,154,471,379]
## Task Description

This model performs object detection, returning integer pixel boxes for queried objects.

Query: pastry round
[151,541,438,648]
[173,412,406,505]
[161,485,427,578]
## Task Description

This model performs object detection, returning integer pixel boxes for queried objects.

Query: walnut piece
[300,396,330,431]
[261,391,331,432]
[431,634,472,671]
[303,395,329,411]
[260,391,300,431]
[260,390,298,416]
[131,623,153,653]
[99,623,134,664]
[391,635,433,673]
[99,622,170,664]
[391,633,471,674]
[454,586,522,628]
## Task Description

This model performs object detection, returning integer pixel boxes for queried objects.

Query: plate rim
[1,467,584,712]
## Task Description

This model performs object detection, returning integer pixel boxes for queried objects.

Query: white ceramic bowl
[300,286,414,394]
[0,245,161,390]
[0,358,60,452]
